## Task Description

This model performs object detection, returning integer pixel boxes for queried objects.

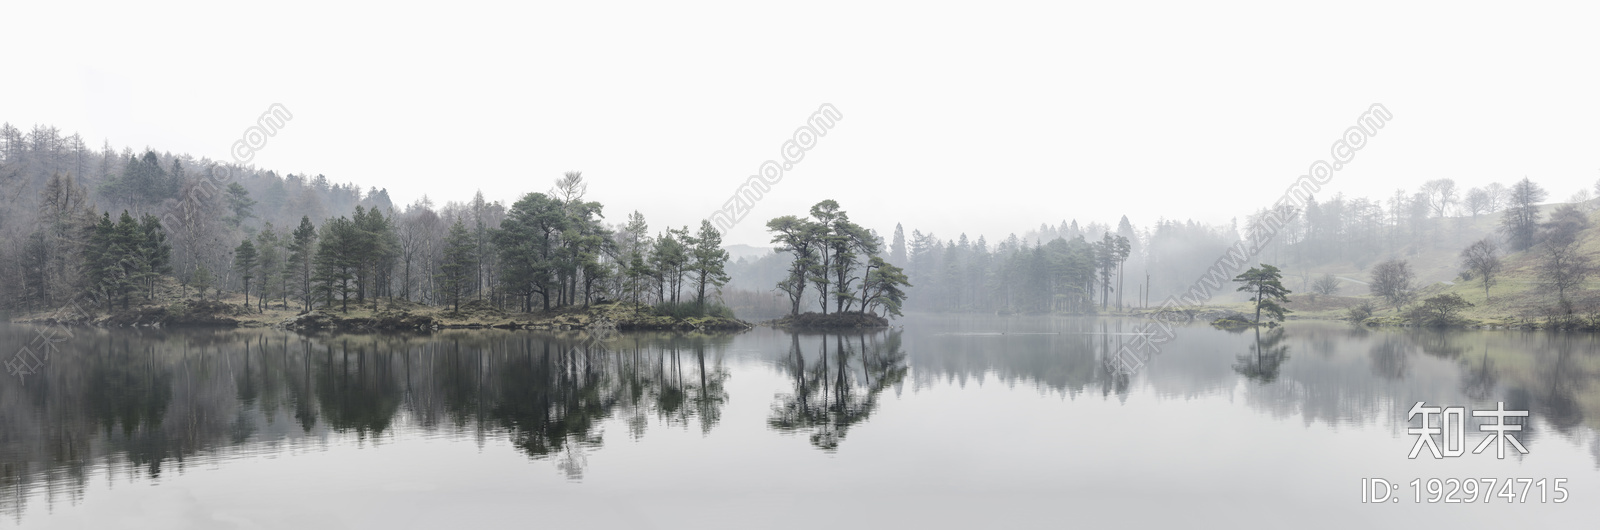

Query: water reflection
[0,328,738,518]
[897,316,1600,454]
[768,332,908,450]
[1233,327,1289,383]
[2,318,1599,525]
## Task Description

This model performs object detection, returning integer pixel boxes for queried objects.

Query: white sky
[5,1,1600,246]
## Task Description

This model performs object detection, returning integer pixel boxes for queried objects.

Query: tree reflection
[1415,331,1467,359]
[1535,336,1587,435]
[86,338,174,477]
[480,340,609,462]
[769,331,907,451]
[1461,347,1498,400]
[0,327,739,518]
[7,321,1600,520]
[1233,327,1290,383]
[1367,336,1409,380]
[315,340,402,437]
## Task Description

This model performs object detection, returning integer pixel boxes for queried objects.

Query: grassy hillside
[1207,202,1600,326]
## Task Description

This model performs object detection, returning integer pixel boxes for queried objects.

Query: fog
[5,2,1600,248]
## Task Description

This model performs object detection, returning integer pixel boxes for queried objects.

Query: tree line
[1,122,396,313]
[0,122,739,315]
[221,172,737,315]
[879,175,1600,315]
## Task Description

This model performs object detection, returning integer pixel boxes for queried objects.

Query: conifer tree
[439,218,477,311]
[234,239,258,311]
[286,216,318,311]
[1234,264,1292,323]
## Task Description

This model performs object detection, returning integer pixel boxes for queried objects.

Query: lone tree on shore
[1233,264,1291,323]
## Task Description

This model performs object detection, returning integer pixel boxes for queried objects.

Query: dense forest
[0,123,755,319]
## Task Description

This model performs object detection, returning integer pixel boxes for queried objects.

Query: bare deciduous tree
[1538,205,1593,314]
[1459,238,1501,302]
[1420,178,1458,218]
[1369,258,1415,311]
[1312,273,1341,296]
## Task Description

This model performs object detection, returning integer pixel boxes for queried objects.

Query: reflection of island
[768,331,907,451]
[0,328,733,518]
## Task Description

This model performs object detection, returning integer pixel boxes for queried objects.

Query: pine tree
[254,223,283,311]
[191,265,214,299]
[862,256,912,318]
[828,217,877,313]
[234,239,258,311]
[1233,264,1292,323]
[135,213,171,301]
[492,193,565,311]
[767,215,822,316]
[650,228,689,304]
[352,206,399,309]
[285,216,318,311]
[81,213,117,309]
[111,211,141,308]
[439,218,477,311]
[889,223,907,266]
[226,182,257,228]
[688,220,731,306]
[313,217,358,312]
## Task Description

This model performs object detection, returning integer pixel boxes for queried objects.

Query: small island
[757,200,910,329]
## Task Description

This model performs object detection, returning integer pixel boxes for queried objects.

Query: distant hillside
[1277,209,1505,294]
[1266,200,1600,324]
[1418,203,1600,322]
[724,244,772,262]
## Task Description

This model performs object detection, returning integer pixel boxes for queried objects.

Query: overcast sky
[5,1,1599,247]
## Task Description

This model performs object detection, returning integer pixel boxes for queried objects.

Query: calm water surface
[2,316,1597,528]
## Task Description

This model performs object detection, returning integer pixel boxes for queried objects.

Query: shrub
[1407,293,1474,327]
[1346,300,1376,323]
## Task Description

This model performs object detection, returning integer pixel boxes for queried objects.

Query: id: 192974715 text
[1362,478,1569,504]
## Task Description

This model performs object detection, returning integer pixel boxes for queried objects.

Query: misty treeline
[743,216,1175,315]
[726,176,1597,316]
[0,123,394,313]
[0,123,732,316]
[0,329,739,517]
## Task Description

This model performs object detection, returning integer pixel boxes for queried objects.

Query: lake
[2,316,1597,528]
